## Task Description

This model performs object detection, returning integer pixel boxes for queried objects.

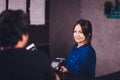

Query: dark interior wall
[28,26,49,46]
[49,0,120,77]
[49,0,81,58]
[28,26,49,55]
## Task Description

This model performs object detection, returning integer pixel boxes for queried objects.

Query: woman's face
[73,24,86,46]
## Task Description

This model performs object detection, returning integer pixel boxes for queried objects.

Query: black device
[51,57,65,71]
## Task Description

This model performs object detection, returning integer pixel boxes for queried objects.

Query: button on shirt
[66,43,96,79]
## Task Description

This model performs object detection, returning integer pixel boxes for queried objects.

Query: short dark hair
[0,9,30,48]
[73,19,92,44]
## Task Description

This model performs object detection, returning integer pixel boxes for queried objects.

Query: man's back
[0,48,55,80]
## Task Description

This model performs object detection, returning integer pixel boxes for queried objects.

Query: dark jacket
[0,48,55,80]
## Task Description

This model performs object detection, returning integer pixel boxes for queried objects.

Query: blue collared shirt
[66,43,96,78]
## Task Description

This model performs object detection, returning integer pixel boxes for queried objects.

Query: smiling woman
[60,19,96,80]
[73,24,86,48]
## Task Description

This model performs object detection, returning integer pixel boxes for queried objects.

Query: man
[0,9,56,80]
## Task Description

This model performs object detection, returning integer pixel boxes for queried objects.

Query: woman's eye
[79,31,83,33]
[75,30,82,33]
[74,31,77,33]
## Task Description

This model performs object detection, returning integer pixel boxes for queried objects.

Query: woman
[60,19,96,80]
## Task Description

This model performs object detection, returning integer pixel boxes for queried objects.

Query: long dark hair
[73,19,92,44]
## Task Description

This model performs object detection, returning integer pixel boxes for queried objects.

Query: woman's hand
[60,66,68,73]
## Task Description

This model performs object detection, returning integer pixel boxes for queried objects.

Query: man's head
[0,9,30,49]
